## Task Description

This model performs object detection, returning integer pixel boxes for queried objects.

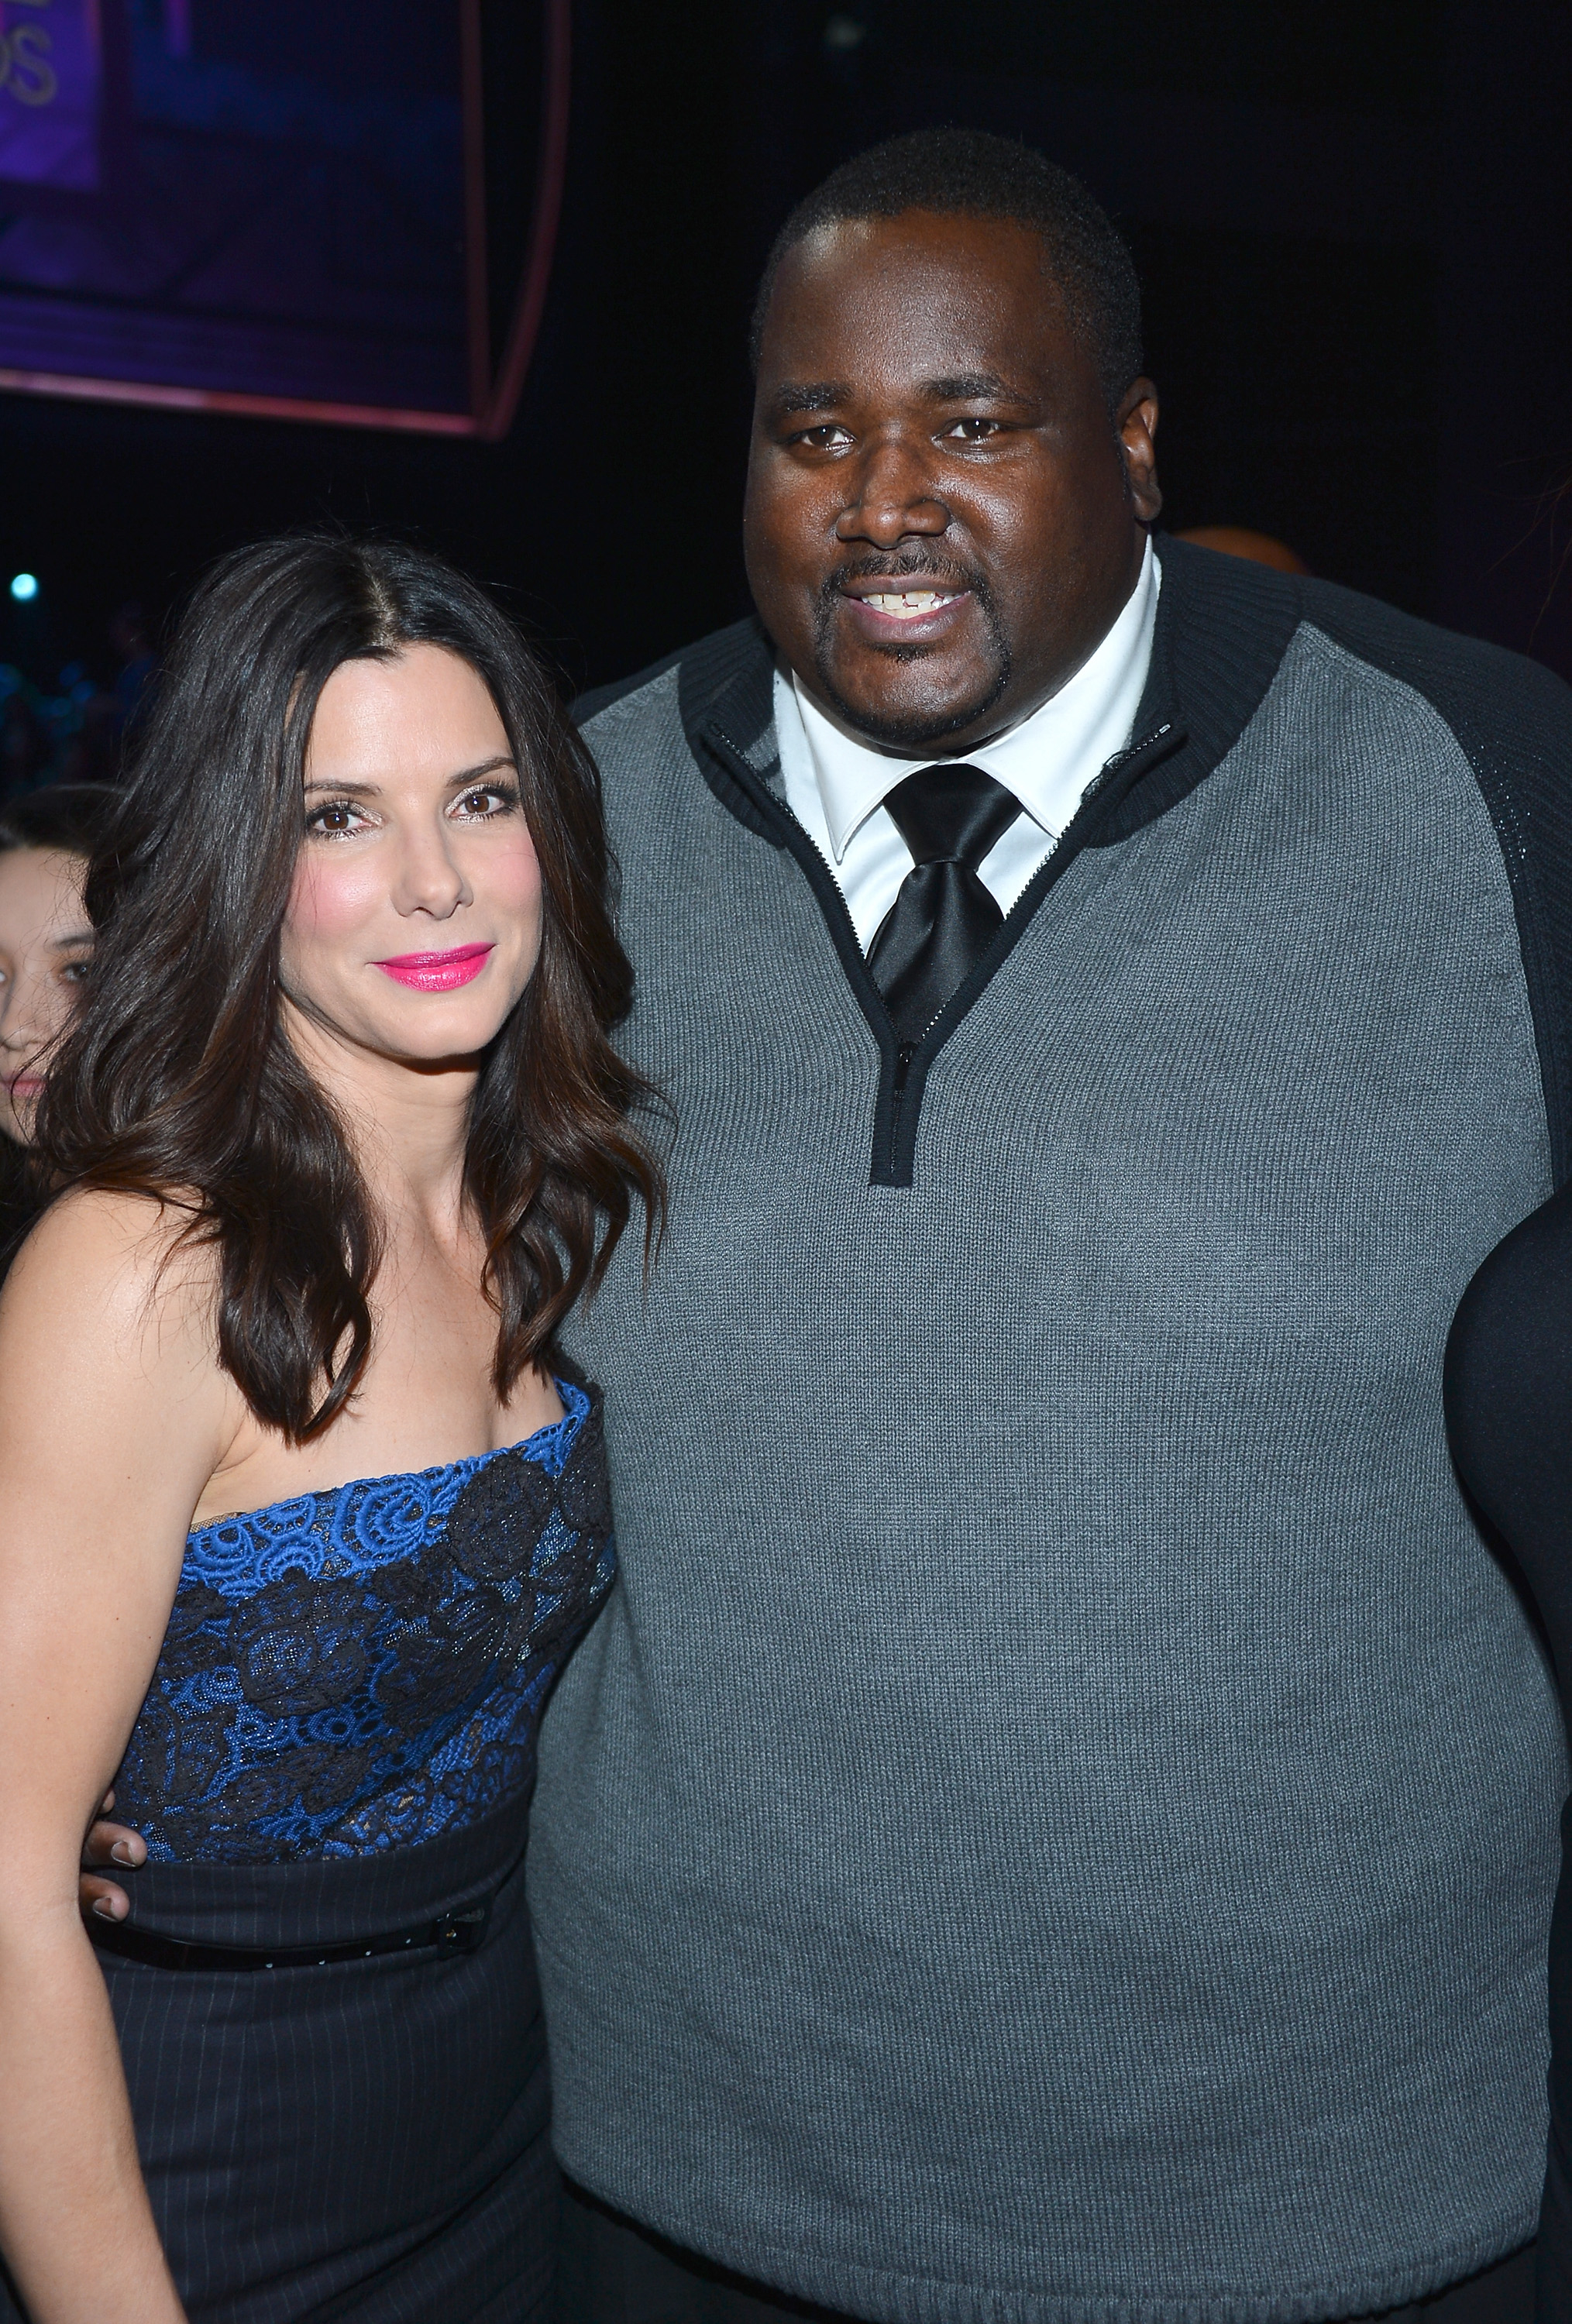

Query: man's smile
[837,576,975,645]
[806,548,1013,742]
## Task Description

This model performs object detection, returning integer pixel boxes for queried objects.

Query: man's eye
[944,417,1004,442]
[795,423,854,449]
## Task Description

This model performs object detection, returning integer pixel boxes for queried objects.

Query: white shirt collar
[783,536,1160,863]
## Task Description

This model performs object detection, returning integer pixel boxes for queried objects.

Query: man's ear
[1116,380,1162,525]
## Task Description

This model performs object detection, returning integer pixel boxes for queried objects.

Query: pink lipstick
[373,942,494,992]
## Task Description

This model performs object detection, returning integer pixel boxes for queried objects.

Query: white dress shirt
[774,537,1161,951]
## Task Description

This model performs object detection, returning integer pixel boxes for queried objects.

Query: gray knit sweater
[530,540,1572,2324]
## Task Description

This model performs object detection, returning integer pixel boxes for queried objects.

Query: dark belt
[89,1893,494,1973]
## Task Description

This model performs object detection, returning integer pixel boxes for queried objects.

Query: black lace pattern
[114,1381,613,1862]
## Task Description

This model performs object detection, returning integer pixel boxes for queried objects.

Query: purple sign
[0,0,101,192]
[0,2,566,435]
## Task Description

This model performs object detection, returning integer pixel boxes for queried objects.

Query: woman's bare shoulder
[1,1186,220,1354]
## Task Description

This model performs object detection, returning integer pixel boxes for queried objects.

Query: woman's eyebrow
[50,927,94,950]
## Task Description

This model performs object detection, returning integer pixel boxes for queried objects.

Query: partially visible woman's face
[0,845,91,1146]
[280,644,543,1073]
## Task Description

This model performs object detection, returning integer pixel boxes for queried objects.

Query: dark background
[2,0,1569,705]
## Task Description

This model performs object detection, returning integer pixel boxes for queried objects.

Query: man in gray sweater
[77,128,1572,2324]
[537,129,1572,2323]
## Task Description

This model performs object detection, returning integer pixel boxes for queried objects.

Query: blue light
[9,573,37,603]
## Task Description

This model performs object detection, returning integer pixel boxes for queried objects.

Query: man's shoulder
[570,645,686,730]
[1160,534,1572,756]
[571,616,774,744]
[1292,569,1572,755]
[1271,562,1572,1184]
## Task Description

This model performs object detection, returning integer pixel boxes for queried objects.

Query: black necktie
[866,763,1022,1043]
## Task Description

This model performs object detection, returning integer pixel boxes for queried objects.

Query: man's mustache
[820,554,988,598]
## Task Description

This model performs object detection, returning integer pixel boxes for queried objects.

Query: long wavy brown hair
[36,535,664,1441]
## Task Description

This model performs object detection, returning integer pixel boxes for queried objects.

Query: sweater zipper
[863,721,1180,1181]
[707,721,925,1183]
[703,717,1182,1189]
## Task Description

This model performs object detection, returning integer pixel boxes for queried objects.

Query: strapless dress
[7,1377,613,2324]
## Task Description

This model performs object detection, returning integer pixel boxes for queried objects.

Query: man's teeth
[859,590,958,619]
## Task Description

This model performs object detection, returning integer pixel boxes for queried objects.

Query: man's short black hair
[750,127,1144,414]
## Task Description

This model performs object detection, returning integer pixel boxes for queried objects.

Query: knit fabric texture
[531,545,1571,2324]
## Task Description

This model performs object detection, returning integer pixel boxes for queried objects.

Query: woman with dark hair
[0,784,119,1253]
[0,537,662,2323]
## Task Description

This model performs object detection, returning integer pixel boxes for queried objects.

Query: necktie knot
[882,762,1021,871]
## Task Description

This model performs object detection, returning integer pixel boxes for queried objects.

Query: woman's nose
[1,982,55,1053]
[393,827,472,918]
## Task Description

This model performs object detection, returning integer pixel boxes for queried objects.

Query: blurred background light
[9,576,39,603]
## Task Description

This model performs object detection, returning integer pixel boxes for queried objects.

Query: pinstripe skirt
[9,1795,556,2323]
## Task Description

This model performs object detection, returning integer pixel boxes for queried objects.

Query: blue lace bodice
[114,1380,613,1863]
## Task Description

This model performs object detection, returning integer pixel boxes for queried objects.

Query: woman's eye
[60,958,90,984]
[452,785,518,820]
[305,801,366,838]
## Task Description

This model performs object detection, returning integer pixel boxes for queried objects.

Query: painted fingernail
[111,1841,136,1865]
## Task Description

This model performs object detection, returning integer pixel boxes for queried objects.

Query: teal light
[9,573,38,602]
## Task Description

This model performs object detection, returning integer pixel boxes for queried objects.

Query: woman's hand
[78,1788,144,1924]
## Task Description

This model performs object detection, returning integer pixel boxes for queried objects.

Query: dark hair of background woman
[0,782,121,1260]
[35,536,664,1441]
[0,783,121,862]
